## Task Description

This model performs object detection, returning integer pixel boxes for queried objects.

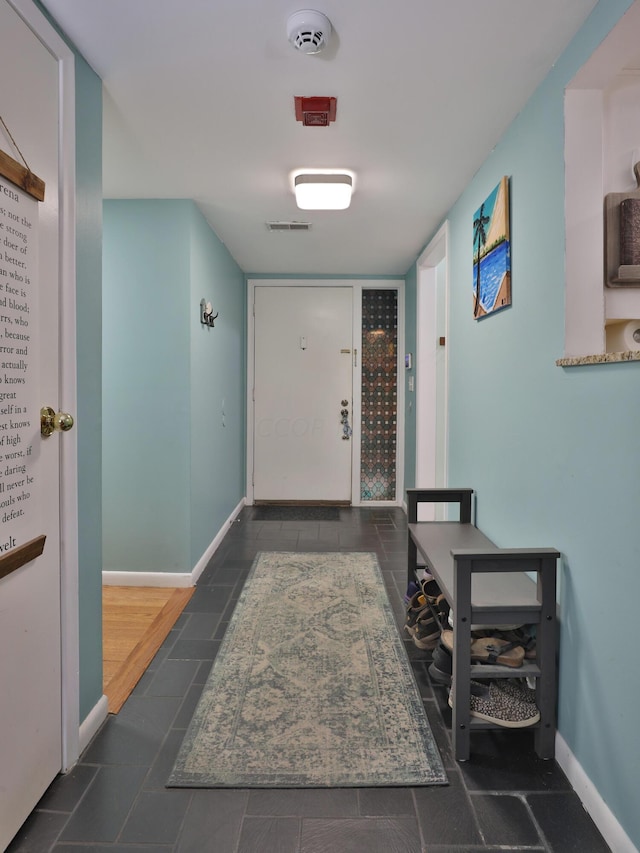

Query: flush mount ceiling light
[293,172,353,210]
[287,10,332,54]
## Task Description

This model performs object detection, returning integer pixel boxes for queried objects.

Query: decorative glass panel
[360,290,397,501]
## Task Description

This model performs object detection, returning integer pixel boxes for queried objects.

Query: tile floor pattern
[8,507,611,853]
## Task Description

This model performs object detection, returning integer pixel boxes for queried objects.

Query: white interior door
[416,224,449,521]
[253,286,353,502]
[0,2,67,847]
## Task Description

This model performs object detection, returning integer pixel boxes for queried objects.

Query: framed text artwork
[0,146,45,578]
[472,176,511,319]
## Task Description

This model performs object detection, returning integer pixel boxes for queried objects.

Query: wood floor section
[102,585,194,714]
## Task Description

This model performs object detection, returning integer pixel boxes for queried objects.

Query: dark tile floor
[8,506,611,853]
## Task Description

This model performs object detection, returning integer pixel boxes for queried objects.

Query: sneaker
[448,679,540,728]
[403,581,420,605]
[428,642,500,693]
[494,677,538,704]
[405,608,440,650]
[404,590,428,631]
[428,639,453,685]
[433,593,450,620]
[419,576,441,605]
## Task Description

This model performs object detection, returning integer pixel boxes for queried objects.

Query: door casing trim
[246,279,405,507]
[416,221,450,520]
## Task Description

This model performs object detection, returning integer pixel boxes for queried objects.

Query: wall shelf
[556,350,640,367]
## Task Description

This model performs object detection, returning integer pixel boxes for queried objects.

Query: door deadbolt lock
[340,402,352,441]
[41,406,74,437]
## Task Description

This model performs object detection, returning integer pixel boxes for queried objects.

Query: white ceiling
[40,0,598,275]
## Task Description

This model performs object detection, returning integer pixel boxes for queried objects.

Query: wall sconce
[200,299,218,327]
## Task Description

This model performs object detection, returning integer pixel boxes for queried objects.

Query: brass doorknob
[41,406,74,437]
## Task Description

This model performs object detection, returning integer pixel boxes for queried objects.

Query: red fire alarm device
[294,96,337,127]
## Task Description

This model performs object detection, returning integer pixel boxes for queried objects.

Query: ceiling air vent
[266,221,312,231]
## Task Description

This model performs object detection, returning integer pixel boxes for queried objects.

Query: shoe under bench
[406,487,560,762]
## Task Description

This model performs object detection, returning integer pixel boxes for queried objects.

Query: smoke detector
[287,10,332,54]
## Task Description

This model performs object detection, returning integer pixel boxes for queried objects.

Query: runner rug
[168,551,447,788]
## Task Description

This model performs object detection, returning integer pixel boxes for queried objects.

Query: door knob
[40,406,74,437]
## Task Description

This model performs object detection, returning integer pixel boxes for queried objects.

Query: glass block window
[361,290,397,501]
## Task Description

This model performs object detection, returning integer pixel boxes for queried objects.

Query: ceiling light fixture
[293,172,354,210]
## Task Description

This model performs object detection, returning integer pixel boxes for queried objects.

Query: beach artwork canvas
[472,176,511,318]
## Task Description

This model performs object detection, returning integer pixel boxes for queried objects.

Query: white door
[416,225,449,521]
[0,2,68,847]
[253,286,353,502]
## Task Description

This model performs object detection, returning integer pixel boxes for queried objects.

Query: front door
[253,286,353,502]
[0,1,67,846]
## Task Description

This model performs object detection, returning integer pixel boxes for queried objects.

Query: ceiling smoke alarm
[287,10,332,54]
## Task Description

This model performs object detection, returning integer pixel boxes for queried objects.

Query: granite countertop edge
[556,350,640,367]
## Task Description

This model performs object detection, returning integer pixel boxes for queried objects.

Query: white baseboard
[191,497,245,584]
[102,497,246,588]
[102,570,193,587]
[555,731,638,853]
[78,694,108,756]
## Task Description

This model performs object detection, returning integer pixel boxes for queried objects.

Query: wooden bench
[406,488,560,762]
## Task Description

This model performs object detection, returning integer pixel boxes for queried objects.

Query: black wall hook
[200,299,219,327]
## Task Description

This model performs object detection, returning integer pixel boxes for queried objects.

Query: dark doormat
[253,505,341,521]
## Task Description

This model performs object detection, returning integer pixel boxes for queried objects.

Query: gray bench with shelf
[406,487,560,762]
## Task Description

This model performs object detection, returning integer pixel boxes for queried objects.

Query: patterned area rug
[168,552,447,788]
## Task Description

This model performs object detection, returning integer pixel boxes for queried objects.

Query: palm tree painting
[472,177,511,318]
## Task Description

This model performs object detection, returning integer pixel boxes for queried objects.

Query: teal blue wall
[74,55,103,720]
[189,205,245,566]
[405,0,638,845]
[103,201,191,573]
[103,200,246,576]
